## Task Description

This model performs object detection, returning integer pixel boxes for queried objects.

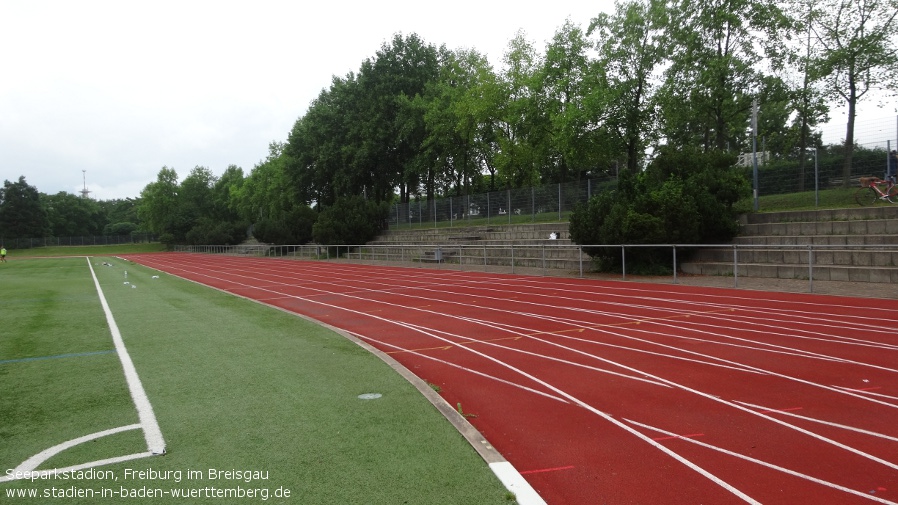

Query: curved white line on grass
[0,424,143,482]
[625,419,898,505]
[87,258,166,455]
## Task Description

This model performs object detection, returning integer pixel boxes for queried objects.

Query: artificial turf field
[0,256,514,504]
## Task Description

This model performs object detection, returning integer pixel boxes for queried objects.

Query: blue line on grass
[0,350,117,365]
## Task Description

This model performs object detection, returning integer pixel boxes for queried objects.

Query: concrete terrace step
[681,262,898,283]
[681,206,898,284]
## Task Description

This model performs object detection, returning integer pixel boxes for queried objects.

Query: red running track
[122,252,898,505]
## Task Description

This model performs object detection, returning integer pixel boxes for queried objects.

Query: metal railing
[176,242,898,293]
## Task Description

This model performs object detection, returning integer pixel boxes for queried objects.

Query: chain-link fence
[751,116,898,209]
[387,176,618,229]
[3,233,157,250]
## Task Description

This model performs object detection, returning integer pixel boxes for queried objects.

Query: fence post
[507,190,511,224]
[558,184,562,221]
[672,245,678,284]
[578,247,583,278]
[733,245,739,288]
[808,245,814,293]
[621,245,626,280]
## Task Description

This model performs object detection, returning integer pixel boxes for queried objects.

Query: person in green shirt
[1,246,6,263]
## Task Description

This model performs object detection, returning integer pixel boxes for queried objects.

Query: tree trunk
[841,77,857,188]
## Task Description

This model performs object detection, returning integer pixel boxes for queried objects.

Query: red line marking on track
[519,465,576,475]
[653,433,705,441]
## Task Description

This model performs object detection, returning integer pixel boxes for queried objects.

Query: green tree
[495,31,545,187]
[43,192,104,236]
[138,167,181,239]
[98,198,142,234]
[539,19,606,183]
[590,0,669,172]
[810,0,898,184]
[0,176,48,241]
[658,0,790,152]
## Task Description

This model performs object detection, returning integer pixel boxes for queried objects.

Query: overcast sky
[2,1,895,201]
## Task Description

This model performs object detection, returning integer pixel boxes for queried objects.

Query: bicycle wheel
[855,187,877,206]
[887,185,898,203]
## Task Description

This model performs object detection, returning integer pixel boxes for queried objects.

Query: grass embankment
[0,257,514,504]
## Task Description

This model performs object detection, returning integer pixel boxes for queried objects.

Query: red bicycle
[855,176,898,205]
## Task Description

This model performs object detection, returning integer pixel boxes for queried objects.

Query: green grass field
[0,255,514,504]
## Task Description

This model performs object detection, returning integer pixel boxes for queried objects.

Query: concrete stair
[367,223,581,271]
[680,206,898,283]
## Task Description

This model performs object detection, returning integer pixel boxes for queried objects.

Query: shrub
[570,147,749,272]
[312,196,389,247]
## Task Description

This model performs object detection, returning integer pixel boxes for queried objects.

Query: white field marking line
[348,331,571,404]
[0,424,146,483]
[735,401,898,442]
[625,418,898,505]
[87,258,166,455]
[135,258,762,502]
[831,386,898,403]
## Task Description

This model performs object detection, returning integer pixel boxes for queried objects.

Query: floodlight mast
[80,170,91,199]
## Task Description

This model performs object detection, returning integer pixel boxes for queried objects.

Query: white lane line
[87,258,166,455]
[626,419,898,505]
[735,401,898,442]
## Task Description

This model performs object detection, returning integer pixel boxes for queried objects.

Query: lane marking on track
[755,406,804,415]
[653,433,705,442]
[386,336,524,354]
[514,307,736,337]
[832,386,898,401]
[626,418,898,505]
[735,401,898,442]
[354,332,570,404]
[520,465,576,475]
